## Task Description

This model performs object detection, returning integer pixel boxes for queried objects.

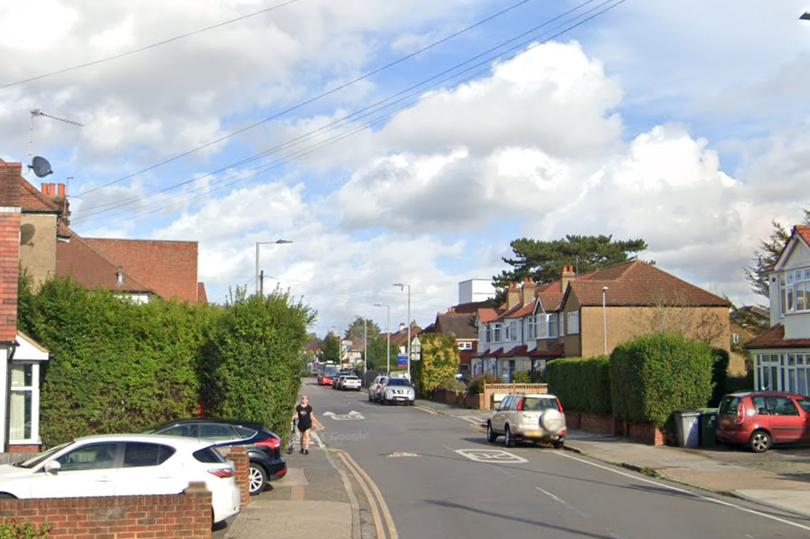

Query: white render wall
[459,279,495,304]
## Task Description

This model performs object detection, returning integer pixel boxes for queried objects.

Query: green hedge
[610,333,713,426]
[546,356,611,416]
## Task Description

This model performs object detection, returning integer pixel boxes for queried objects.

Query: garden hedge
[546,356,611,416]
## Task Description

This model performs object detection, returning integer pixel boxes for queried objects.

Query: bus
[317,362,338,386]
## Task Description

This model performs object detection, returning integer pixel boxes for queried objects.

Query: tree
[745,210,810,297]
[493,235,648,295]
[365,336,399,372]
[629,289,728,349]
[344,317,380,344]
[411,333,459,397]
[317,333,341,363]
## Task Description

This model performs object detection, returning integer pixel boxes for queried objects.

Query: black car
[149,419,286,495]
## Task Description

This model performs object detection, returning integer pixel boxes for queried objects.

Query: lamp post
[602,286,609,355]
[364,318,368,380]
[393,283,411,379]
[374,303,390,375]
[255,239,292,294]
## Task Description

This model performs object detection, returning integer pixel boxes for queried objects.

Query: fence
[481,382,548,410]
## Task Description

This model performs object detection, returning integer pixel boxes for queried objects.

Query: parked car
[0,434,241,524]
[486,393,566,448]
[341,375,362,391]
[368,375,388,402]
[148,419,286,495]
[716,391,810,453]
[380,377,415,405]
[333,373,351,389]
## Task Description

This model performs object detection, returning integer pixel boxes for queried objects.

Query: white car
[340,375,362,391]
[0,434,241,524]
[368,375,388,402]
[486,393,566,448]
[381,377,415,405]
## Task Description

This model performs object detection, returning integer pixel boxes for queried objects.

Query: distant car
[333,374,349,389]
[0,434,241,524]
[716,391,810,453]
[486,393,566,448]
[149,419,286,495]
[380,377,415,405]
[341,375,362,391]
[368,376,388,402]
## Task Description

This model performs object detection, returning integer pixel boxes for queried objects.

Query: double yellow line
[333,449,399,539]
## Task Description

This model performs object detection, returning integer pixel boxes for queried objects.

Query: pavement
[222,398,810,539]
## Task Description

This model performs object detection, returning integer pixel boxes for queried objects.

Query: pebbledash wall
[0,447,250,539]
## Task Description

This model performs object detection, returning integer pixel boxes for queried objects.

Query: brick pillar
[0,162,21,342]
[226,446,250,507]
[183,482,214,539]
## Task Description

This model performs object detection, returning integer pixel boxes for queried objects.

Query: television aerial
[29,156,53,178]
[26,108,84,176]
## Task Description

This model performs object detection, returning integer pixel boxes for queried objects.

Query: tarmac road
[311,380,810,539]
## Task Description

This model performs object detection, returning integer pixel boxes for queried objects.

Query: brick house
[423,303,490,376]
[747,225,810,396]
[473,261,730,381]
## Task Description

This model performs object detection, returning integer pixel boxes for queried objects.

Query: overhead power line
[0,0,305,91]
[71,0,625,229]
[73,0,537,198]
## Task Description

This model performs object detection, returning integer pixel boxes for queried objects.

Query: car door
[765,396,804,444]
[114,442,186,496]
[795,396,810,443]
[30,442,119,498]
[491,396,511,433]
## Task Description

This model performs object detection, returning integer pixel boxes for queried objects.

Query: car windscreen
[18,441,72,469]
[718,396,739,415]
[387,378,411,386]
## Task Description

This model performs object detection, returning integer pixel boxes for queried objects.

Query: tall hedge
[411,333,458,397]
[546,356,612,416]
[610,333,713,426]
[199,287,315,437]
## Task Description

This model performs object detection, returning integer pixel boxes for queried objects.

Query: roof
[796,226,810,246]
[529,342,565,358]
[20,179,61,213]
[57,234,153,294]
[82,238,200,303]
[477,308,500,323]
[746,324,810,349]
[564,261,728,308]
[434,313,478,340]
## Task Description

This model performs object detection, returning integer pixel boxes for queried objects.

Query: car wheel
[504,426,514,448]
[486,423,498,443]
[750,430,772,453]
[248,463,268,495]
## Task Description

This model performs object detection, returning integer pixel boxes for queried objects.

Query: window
[485,325,492,343]
[766,396,799,416]
[534,314,558,340]
[493,323,502,342]
[567,312,580,335]
[10,364,34,441]
[124,443,175,467]
[731,333,740,344]
[504,321,518,342]
[458,342,472,350]
[58,443,119,471]
[527,316,536,340]
[785,268,810,313]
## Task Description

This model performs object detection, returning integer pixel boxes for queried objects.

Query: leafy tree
[365,336,399,372]
[493,235,648,298]
[317,333,341,363]
[344,317,380,344]
[411,333,458,397]
[745,210,810,297]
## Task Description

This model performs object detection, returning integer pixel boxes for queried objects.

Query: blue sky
[2,0,809,337]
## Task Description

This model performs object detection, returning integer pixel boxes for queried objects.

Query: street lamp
[255,239,292,294]
[602,286,609,355]
[393,283,411,379]
[374,303,390,375]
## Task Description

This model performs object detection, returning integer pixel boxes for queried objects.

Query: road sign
[397,354,407,367]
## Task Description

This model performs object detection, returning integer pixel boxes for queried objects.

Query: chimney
[41,183,48,195]
[561,265,576,293]
[0,161,21,342]
[399,322,406,331]
[522,277,536,305]
[57,183,65,198]
[507,282,520,309]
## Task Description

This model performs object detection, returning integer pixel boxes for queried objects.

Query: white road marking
[456,415,486,425]
[454,448,528,464]
[536,487,591,519]
[555,451,810,532]
[388,452,420,458]
[322,410,365,421]
[311,431,325,448]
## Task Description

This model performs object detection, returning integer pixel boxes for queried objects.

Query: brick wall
[225,446,251,507]
[0,162,20,343]
[0,483,213,539]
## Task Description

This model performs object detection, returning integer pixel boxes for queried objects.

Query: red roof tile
[746,324,810,349]
[434,313,478,340]
[795,226,810,246]
[57,234,152,294]
[529,342,565,358]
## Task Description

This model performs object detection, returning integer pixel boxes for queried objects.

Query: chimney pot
[41,183,48,194]
[58,183,65,198]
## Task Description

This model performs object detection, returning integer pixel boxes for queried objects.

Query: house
[747,226,810,396]
[473,261,730,382]
[423,302,491,376]
[0,161,50,453]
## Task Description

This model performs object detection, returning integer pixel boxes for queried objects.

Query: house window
[567,311,580,335]
[485,325,491,343]
[779,274,786,317]
[505,321,518,342]
[785,268,810,313]
[527,316,535,339]
[10,363,34,441]
[731,333,740,344]
[493,323,502,342]
[458,342,472,350]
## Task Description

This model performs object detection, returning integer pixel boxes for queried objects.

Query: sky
[2,0,809,338]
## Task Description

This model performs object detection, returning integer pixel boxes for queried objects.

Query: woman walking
[294,396,314,455]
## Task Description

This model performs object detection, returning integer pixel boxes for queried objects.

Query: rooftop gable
[57,233,152,294]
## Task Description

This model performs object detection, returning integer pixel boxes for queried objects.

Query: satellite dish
[29,156,53,178]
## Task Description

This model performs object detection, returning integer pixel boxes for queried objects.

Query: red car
[716,391,810,452]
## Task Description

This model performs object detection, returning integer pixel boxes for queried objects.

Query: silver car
[368,375,388,402]
[380,377,415,405]
[486,393,566,448]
